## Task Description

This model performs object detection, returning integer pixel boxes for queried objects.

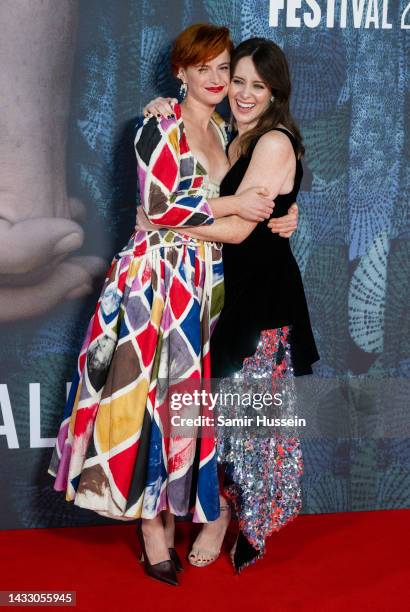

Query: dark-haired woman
[140,37,319,573]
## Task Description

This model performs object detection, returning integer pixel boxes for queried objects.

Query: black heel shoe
[168,547,184,572]
[136,521,179,586]
[139,547,183,572]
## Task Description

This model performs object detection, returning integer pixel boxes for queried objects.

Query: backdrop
[0,0,409,529]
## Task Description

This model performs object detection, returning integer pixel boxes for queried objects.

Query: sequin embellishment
[216,326,303,572]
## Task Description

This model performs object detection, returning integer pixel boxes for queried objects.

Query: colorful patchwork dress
[48,103,226,522]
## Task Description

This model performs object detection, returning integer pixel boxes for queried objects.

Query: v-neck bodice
[133,103,227,254]
[178,103,228,187]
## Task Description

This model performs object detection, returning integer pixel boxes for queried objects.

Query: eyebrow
[198,62,230,68]
[233,75,266,84]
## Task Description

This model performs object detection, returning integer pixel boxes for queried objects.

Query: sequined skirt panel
[216,326,303,571]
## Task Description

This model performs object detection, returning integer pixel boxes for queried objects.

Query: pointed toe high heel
[140,547,183,572]
[168,547,184,572]
[136,521,179,586]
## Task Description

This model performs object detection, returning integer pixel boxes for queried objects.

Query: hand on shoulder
[143,97,178,119]
[138,110,178,140]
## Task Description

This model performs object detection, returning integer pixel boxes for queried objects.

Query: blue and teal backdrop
[0,0,409,528]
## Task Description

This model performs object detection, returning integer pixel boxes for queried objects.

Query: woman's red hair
[171,23,233,76]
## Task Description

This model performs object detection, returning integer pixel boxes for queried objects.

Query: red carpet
[0,510,409,611]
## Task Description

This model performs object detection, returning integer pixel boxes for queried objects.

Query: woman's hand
[267,203,298,238]
[236,186,275,222]
[135,207,158,232]
[143,97,178,119]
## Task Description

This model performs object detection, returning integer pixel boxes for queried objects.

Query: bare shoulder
[253,130,294,158]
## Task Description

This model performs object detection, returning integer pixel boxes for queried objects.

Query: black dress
[211,127,319,378]
[212,128,319,573]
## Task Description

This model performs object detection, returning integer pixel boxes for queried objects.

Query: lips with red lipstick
[205,86,225,93]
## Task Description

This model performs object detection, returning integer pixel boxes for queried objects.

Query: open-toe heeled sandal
[188,504,231,568]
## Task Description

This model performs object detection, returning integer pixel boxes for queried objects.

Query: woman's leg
[188,493,231,565]
[140,515,170,564]
[137,515,178,585]
[163,510,176,548]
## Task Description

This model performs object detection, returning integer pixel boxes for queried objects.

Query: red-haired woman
[48,24,277,586]
[140,36,319,574]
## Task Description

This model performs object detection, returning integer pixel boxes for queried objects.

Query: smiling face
[228,56,272,129]
[178,49,231,107]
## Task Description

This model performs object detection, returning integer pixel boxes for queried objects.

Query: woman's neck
[181,97,215,131]
[235,120,257,137]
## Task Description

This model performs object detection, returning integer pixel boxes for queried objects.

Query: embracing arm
[208,186,274,222]
[173,214,255,244]
[149,131,296,243]
[141,98,298,231]
[135,115,274,226]
[135,115,214,227]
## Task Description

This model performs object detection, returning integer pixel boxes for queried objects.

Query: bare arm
[170,214,255,244]
[141,97,276,222]
[139,131,296,244]
[208,188,274,222]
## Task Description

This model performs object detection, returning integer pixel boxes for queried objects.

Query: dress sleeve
[134,116,214,227]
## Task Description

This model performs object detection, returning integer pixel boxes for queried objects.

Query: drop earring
[180,82,187,100]
[270,94,275,103]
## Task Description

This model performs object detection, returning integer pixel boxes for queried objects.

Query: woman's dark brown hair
[231,38,304,157]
